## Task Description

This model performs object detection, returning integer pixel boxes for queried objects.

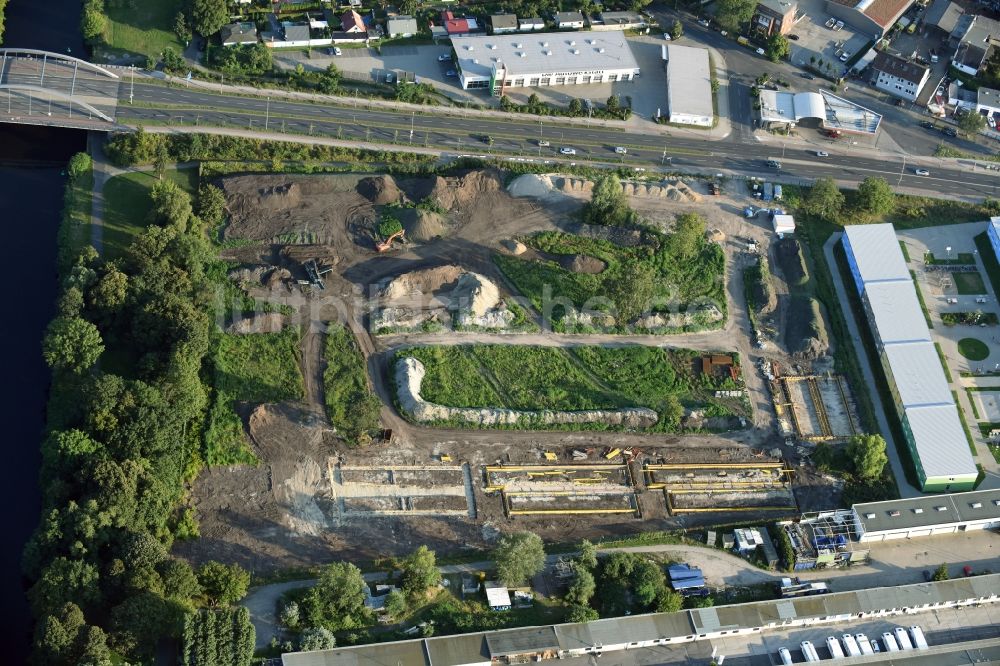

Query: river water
[1,0,87,659]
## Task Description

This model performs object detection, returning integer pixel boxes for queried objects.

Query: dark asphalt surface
[115,81,1000,198]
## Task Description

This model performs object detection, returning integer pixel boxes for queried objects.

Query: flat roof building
[754,0,797,36]
[853,487,1000,540]
[758,89,882,134]
[664,44,713,127]
[989,218,1000,265]
[453,32,640,94]
[842,223,978,491]
[387,15,418,38]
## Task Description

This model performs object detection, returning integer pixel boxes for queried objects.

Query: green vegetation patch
[324,324,381,445]
[102,168,199,259]
[958,338,990,361]
[954,271,987,295]
[101,0,184,58]
[399,345,747,431]
[910,271,934,329]
[496,222,725,333]
[942,311,998,326]
[213,327,305,403]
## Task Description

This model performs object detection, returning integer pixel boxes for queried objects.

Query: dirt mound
[786,296,829,360]
[380,265,465,302]
[357,175,405,205]
[559,254,607,274]
[450,272,500,317]
[429,170,502,211]
[507,173,556,198]
[404,209,447,241]
[227,313,286,335]
[776,238,809,287]
[265,267,292,289]
[255,182,302,210]
[502,239,528,255]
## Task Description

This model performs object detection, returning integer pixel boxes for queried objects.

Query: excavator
[376,228,405,252]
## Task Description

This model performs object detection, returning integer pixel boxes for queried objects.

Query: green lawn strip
[975,463,986,489]
[954,271,987,295]
[899,240,911,263]
[924,251,976,265]
[102,167,199,259]
[952,390,980,457]
[978,422,1000,436]
[990,443,1000,464]
[323,324,381,444]
[910,270,933,329]
[935,342,953,379]
[958,337,990,361]
[100,0,184,59]
[58,169,94,271]
[967,388,983,420]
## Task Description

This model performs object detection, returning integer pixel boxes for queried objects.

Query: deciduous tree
[715,0,755,32]
[191,0,227,37]
[846,434,888,481]
[959,111,987,136]
[401,545,441,599]
[300,562,370,631]
[197,561,250,607]
[576,539,598,570]
[565,564,596,605]
[766,34,789,62]
[42,316,104,374]
[856,176,895,217]
[68,152,93,180]
[803,177,845,221]
[494,531,546,587]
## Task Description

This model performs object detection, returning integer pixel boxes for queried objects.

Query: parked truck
[909,626,929,650]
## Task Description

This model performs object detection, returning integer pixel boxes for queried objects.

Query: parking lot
[784,0,873,78]
[270,37,670,119]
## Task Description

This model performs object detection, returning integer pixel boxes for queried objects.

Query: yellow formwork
[669,505,796,513]
[644,462,784,470]
[507,508,637,515]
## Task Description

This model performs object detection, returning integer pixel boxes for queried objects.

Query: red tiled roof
[341,9,364,32]
[863,0,913,28]
[445,18,470,33]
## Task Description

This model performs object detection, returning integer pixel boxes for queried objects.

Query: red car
[964,565,974,577]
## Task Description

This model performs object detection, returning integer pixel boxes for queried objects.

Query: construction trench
[483,464,641,518]
[772,374,859,441]
[330,464,477,519]
[644,459,797,514]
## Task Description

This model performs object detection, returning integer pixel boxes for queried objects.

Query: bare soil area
[179,169,841,572]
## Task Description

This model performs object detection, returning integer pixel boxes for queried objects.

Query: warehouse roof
[854,488,1000,534]
[905,403,977,479]
[863,282,931,346]
[486,627,558,656]
[843,223,910,285]
[452,31,639,80]
[882,343,952,407]
[282,640,428,666]
[665,44,713,120]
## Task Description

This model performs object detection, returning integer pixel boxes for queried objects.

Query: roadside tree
[715,0,755,32]
[803,177,845,221]
[191,0,228,37]
[494,531,546,587]
[197,561,250,607]
[846,433,888,481]
[766,34,790,62]
[959,112,987,136]
[670,20,683,40]
[401,545,441,599]
[856,176,895,217]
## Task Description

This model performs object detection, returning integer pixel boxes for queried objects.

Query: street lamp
[946,246,952,261]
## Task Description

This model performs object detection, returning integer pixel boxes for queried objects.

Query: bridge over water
[0,49,123,130]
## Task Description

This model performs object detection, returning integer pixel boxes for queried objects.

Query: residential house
[491,14,519,34]
[947,81,978,109]
[979,86,1000,116]
[220,22,259,46]
[341,9,366,33]
[518,17,545,31]
[952,14,1000,75]
[593,10,647,30]
[387,15,418,38]
[441,10,477,35]
[869,51,930,101]
[753,0,797,36]
[555,11,585,29]
[281,22,312,46]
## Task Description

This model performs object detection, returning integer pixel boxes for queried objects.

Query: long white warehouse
[452,31,640,94]
[842,223,977,492]
[664,44,713,127]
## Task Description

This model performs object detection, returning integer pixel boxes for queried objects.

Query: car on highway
[614,146,627,154]
[438,53,452,62]
[914,168,930,176]
[538,140,550,147]
[560,147,577,155]
[815,150,829,157]
[445,69,457,77]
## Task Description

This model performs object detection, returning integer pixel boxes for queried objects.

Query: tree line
[26,153,253,664]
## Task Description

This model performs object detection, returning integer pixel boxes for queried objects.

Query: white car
[756,47,766,56]
[538,140,550,147]
[333,47,342,56]
[915,168,930,176]
[560,147,577,155]
[663,32,671,40]
[839,52,850,62]
[816,150,829,157]
[698,18,710,27]
[614,146,627,154]
[438,53,452,62]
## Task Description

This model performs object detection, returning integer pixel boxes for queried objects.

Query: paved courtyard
[899,221,1000,480]
[785,0,873,77]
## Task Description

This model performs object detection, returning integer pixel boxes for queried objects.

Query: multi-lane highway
[117,81,1000,199]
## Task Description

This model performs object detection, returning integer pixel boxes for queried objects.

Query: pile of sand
[559,254,607,274]
[429,170,502,211]
[255,183,302,210]
[449,272,500,317]
[502,239,528,255]
[404,209,447,241]
[380,265,465,302]
[507,173,556,198]
[357,175,405,205]
[226,313,286,335]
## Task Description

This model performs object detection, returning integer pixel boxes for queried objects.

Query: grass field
[954,271,987,295]
[958,337,990,361]
[102,167,199,259]
[204,326,305,464]
[399,345,747,431]
[100,0,184,58]
[495,226,725,333]
[324,324,381,444]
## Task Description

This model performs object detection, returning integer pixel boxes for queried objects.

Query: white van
[882,632,900,652]
[895,627,914,650]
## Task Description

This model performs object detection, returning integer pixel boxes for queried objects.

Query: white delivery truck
[895,627,915,650]
[910,625,929,649]
[827,636,846,659]
[778,647,794,665]
[856,633,875,655]
[801,640,820,662]
[882,632,900,652]
[842,633,862,657]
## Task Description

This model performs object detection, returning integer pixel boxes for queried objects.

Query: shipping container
[857,633,874,655]
[778,647,793,665]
